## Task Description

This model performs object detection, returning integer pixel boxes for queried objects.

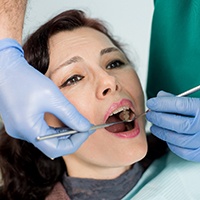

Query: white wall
[23,0,154,93]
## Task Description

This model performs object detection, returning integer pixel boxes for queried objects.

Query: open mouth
[105,107,135,133]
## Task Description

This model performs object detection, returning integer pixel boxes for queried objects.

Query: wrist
[0,0,27,43]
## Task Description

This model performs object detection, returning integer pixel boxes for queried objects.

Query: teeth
[119,110,130,121]
[109,106,129,116]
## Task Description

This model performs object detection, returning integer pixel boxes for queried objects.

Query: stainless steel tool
[37,85,200,141]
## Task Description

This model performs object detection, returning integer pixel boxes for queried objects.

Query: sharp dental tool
[37,119,133,141]
[37,85,200,141]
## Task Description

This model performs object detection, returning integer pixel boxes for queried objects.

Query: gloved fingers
[147,95,200,116]
[156,90,175,97]
[150,125,200,149]
[167,143,200,162]
[146,111,199,133]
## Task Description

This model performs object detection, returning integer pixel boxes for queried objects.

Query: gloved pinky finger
[57,132,93,153]
[168,143,200,162]
[150,125,200,149]
[36,131,93,158]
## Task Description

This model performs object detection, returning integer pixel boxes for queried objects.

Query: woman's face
[45,27,147,179]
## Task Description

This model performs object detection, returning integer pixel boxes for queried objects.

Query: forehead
[48,27,116,52]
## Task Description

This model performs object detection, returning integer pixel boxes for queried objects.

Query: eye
[106,60,125,69]
[60,74,84,88]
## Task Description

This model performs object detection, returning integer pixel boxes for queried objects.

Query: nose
[96,71,120,99]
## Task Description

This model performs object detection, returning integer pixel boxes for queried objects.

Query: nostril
[103,88,110,96]
[102,84,119,96]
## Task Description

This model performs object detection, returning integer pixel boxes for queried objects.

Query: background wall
[23,0,154,94]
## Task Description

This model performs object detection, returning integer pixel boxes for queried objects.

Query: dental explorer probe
[37,84,200,141]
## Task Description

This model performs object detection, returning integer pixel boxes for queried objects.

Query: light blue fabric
[123,151,200,199]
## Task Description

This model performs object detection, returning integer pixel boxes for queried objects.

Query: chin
[107,141,148,168]
[125,147,147,166]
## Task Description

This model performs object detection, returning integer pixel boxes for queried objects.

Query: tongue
[105,115,126,133]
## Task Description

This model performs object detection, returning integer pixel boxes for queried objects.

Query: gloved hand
[146,91,200,162]
[0,39,93,158]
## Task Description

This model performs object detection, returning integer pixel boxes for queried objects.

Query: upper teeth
[110,106,129,116]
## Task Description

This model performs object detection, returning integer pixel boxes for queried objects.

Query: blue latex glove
[0,39,93,158]
[146,91,200,162]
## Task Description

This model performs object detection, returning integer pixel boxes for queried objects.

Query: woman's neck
[63,155,131,180]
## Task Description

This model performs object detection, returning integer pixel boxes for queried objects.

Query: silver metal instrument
[37,85,200,141]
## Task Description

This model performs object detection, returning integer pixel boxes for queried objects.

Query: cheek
[120,71,144,100]
[44,113,65,127]
[61,88,95,122]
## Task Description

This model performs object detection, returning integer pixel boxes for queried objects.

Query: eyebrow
[100,47,119,56]
[50,56,83,77]
[50,47,120,77]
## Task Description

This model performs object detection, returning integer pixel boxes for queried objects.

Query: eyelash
[59,59,126,88]
[60,74,84,88]
[106,59,125,69]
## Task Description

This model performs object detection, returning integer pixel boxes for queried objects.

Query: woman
[0,9,199,200]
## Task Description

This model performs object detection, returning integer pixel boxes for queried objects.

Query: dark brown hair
[0,9,128,199]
